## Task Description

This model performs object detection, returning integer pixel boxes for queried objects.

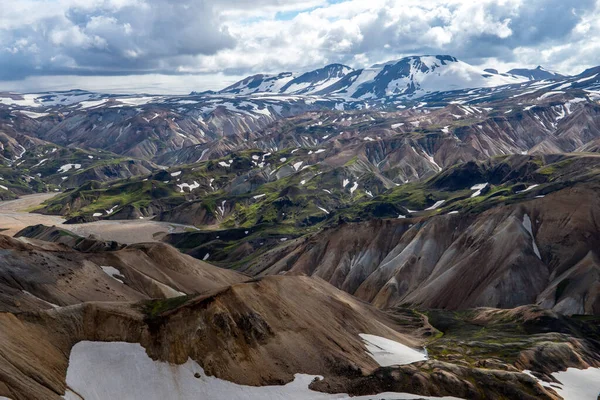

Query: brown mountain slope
[0,234,246,313]
[242,182,600,315]
[0,276,577,400]
[0,276,420,399]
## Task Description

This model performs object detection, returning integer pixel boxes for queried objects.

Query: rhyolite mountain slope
[155,153,600,316]
[0,231,246,313]
[32,150,600,316]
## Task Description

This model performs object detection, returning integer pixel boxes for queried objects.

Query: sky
[1,0,599,94]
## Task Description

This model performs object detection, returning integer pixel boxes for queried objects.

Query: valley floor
[0,193,64,236]
[0,194,196,243]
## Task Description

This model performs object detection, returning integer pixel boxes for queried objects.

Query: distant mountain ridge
[217,55,572,100]
[508,66,566,81]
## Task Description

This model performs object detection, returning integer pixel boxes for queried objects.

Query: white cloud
[0,0,599,91]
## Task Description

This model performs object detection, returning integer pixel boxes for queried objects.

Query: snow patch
[360,334,427,367]
[177,181,200,192]
[105,205,118,215]
[69,341,454,400]
[100,266,124,284]
[522,214,542,259]
[425,200,446,211]
[317,206,329,214]
[470,183,488,198]
[57,164,82,174]
[17,110,49,119]
[217,201,226,217]
[516,184,539,194]
[523,368,600,400]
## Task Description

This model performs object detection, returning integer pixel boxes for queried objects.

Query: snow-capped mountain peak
[217,55,528,100]
[324,55,527,99]
[220,72,296,95]
[219,64,354,96]
[279,64,354,94]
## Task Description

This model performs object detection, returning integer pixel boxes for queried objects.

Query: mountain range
[0,54,599,399]
[216,55,533,98]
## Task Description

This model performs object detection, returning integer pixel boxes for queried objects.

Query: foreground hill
[0,232,597,399]
[0,233,245,313]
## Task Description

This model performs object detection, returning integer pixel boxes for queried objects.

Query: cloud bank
[1,0,599,92]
